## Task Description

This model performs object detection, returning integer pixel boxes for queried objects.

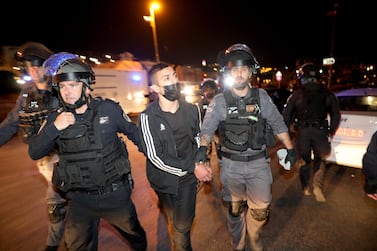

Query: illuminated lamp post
[143,2,161,63]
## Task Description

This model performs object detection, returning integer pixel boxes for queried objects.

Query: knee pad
[48,202,67,224]
[249,207,270,221]
[228,201,247,217]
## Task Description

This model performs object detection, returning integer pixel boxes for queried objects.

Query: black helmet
[15,42,53,67]
[217,43,260,74]
[53,58,96,111]
[53,58,95,89]
[297,62,321,84]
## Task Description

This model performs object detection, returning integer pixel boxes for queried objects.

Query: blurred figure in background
[0,42,67,251]
[198,78,219,119]
[198,78,220,156]
[282,62,341,202]
[362,130,377,201]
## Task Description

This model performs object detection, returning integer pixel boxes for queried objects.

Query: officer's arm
[28,115,59,160]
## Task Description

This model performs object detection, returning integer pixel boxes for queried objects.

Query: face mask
[162,83,180,101]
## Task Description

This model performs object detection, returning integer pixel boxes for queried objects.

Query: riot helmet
[53,58,96,110]
[15,42,53,67]
[297,62,321,85]
[43,52,79,77]
[217,43,260,74]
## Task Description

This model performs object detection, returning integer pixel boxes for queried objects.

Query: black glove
[285,149,297,167]
[194,146,209,163]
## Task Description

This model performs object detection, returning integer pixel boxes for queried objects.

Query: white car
[326,88,377,168]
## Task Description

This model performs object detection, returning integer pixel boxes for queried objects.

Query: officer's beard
[233,80,249,90]
[231,75,249,90]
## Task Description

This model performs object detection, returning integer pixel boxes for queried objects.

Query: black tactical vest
[219,89,267,151]
[18,89,58,143]
[52,99,131,192]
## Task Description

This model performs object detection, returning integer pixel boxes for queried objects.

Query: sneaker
[313,187,326,202]
[303,187,312,196]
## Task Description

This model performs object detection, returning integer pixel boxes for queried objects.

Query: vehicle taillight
[335,128,365,138]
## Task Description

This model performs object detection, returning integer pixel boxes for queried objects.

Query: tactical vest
[18,89,58,143]
[52,99,131,192]
[219,88,267,151]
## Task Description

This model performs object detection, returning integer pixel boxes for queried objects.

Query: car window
[337,95,377,111]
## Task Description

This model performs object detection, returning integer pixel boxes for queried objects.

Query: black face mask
[162,83,180,101]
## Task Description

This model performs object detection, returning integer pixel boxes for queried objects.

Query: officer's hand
[285,149,298,167]
[194,162,212,182]
[194,146,209,163]
[54,112,75,131]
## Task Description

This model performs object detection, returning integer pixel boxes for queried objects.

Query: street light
[143,2,160,63]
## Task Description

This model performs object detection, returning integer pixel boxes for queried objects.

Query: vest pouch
[222,120,251,151]
[265,122,276,147]
[59,124,91,153]
[52,162,70,192]
[249,121,264,150]
[113,155,131,176]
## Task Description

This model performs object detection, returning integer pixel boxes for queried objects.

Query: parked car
[326,88,377,168]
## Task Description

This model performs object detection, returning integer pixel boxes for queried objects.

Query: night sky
[2,0,375,67]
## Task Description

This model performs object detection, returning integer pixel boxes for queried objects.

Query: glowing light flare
[335,128,365,138]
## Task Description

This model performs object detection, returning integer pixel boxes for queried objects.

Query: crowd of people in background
[0,41,376,251]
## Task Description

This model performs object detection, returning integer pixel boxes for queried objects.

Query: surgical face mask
[162,83,180,101]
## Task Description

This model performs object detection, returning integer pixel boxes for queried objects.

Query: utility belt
[220,150,267,162]
[298,120,327,130]
[72,173,132,196]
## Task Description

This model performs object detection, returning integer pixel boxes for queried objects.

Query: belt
[221,151,266,162]
[75,175,127,196]
[299,120,326,129]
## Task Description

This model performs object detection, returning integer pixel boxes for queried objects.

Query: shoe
[303,187,312,196]
[313,187,326,202]
[44,246,58,251]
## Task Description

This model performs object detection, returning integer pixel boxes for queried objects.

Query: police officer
[282,62,341,202]
[28,57,147,251]
[195,43,297,251]
[198,78,219,119]
[0,42,66,251]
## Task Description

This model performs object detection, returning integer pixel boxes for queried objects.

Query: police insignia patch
[99,116,109,124]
